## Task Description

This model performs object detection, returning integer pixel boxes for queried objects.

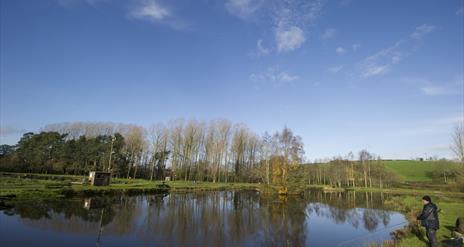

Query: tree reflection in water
[0,191,406,247]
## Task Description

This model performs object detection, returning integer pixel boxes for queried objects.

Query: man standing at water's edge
[416,196,440,247]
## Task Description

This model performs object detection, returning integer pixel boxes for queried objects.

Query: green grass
[385,195,464,246]
[1,171,463,246]
[0,173,259,202]
[384,160,437,182]
[328,185,464,197]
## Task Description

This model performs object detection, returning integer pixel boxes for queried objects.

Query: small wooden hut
[89,171,111,186]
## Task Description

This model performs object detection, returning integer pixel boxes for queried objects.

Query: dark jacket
[417,202,440,230]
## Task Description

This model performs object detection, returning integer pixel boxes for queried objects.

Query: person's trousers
[426,228,437,247]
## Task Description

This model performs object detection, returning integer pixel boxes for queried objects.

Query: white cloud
[420,76,464,96]
[225,0,264,19]
[391,53,403,64]
[275,25,306,52]
[328,65,344,73]
[335,47,345,55]
[358,41,403,78]
[227,0,323,53]
[57,0,187,29]
[272,0,323,53]
[130,0,170,22]
[279,72,299,82]
[56,0,109,7]
[128,0,189,30]
[362,65,389,78]
[256,39,270,55]
[250,67,299,87]
[410,24,436,39]
[456,7,463,15]
[358,24,435,78]
[421,86,453,96]
[321,28,336,39]
[401,76,464,96]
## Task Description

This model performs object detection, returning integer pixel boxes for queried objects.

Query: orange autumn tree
[268,127,305,194]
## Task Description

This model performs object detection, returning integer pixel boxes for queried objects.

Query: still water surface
[0,191,407,247]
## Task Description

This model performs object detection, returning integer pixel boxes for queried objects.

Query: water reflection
[0,191,406,247]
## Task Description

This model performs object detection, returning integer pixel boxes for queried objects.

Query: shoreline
[1,172,463,246]
[1,172,463,201]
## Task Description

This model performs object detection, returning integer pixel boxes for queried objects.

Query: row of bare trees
[303,151,400,188]
[39,120,305,184]
[3,120,461,189]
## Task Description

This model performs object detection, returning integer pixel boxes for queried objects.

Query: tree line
[0,120,304,187]
[300,151,400,189]
[1,120,462,191]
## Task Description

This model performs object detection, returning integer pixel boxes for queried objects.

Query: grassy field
[386,195,464,247]
[0,173,259,201]
[2,162,462,200]
[384,160,437,182]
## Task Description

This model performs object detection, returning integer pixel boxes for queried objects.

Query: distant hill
[384,160,449,182]
[306,160,458,183]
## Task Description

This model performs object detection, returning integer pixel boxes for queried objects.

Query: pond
[0,191,407,247]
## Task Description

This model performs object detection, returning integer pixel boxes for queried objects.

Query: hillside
[384,160,437,182]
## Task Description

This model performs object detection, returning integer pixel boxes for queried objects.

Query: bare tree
[359,150,372,188]
[261,132,272,185]
[168,119,184,180]
[124,125,146,179]
[451,122,464,164]
[231,124,248,181]
[149,123,168,180]
[217,120,231,182]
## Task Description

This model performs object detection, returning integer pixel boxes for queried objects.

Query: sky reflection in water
[0,191,407,247]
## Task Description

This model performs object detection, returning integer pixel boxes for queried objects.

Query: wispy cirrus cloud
[227,0,324,54]
[400,76,463,96]
[250,66,299,88]
[56,0,187,30]
[129,0,170,21]
[256,39,270,56]
[321,28,336,40]
[410,24,436,40]
[128,0,188,30]
[421,85,455,96]
[359,41,402,78]
[225,0,264,19]
[55,0,109,8]
[358,24,436,78]
[335,46,345,55]
[420,76,464,96]
[328,65,344,73]
[456,7,463,15]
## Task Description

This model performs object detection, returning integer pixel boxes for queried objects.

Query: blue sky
[1,0,463,160]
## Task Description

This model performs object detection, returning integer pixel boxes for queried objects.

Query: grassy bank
[305,182,464,246]
[1,172,463,246]
[0,172,259,202]
[338,185,464,198]
[2,171,464,201]
[384,195,464,247]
